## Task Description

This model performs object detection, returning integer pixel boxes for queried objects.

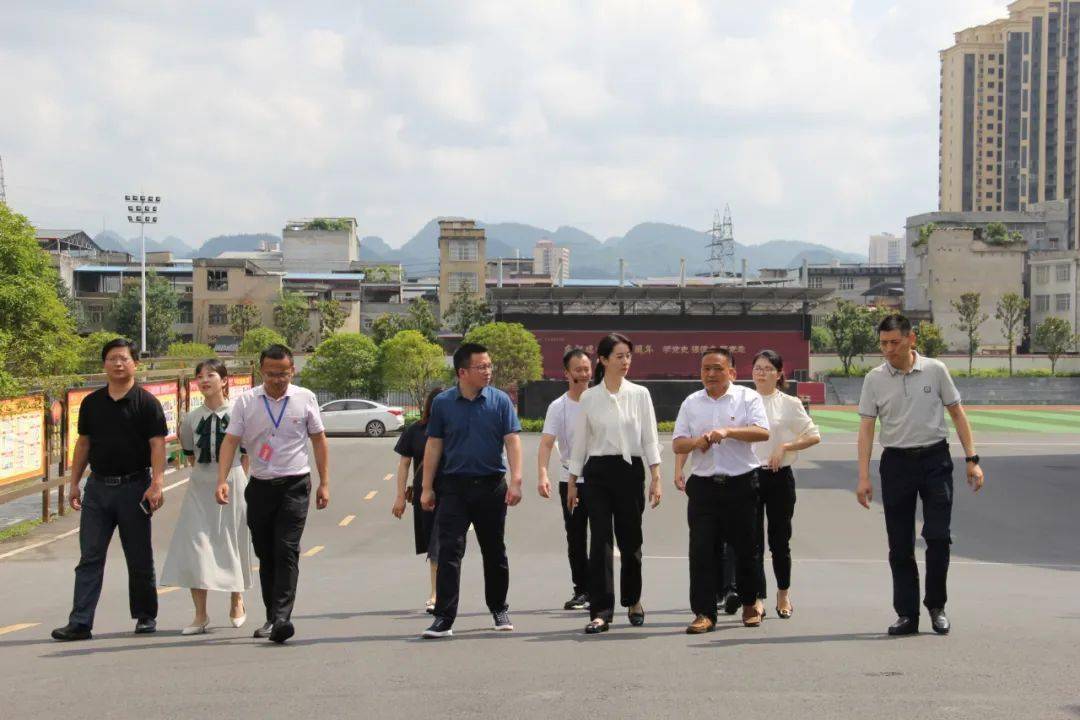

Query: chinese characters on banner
[0,394,46,488]
[65,387,96,467]
[186,374,254,411]
[142,381,180,442]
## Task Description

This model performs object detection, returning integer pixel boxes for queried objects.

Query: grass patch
[0,518,43,542]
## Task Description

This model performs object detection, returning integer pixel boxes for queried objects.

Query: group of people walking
[50,311,985,644]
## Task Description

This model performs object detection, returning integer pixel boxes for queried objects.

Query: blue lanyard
[262,395,289,433]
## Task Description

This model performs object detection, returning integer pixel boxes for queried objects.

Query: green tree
[445,289,493,336]
[914,222,937,248]
[994,292,1029,376]
[952,292,988,373]
[915,321,947,358]
[407,298,440,343]
[273,291,311,348]
[166,342,216,359]
[983,221,1009,245]
[378,330,446,409]
[238,327,287,356]
[1034,317,1076,374]
[78,331,123,370]
[371,313,410,345]
[316,299,348,339]
[107,271,179,355]
[229,303,262,337]
[810,325,835,353]
[0,204,81,377]
[53,273,82,328]
[823,301,878,375]
[463,322,542,391]
[301,333,380,398]
[363,265,402,283]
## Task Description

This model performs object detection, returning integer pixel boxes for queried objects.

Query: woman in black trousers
[750,350,820,618]
[566,333,662,634]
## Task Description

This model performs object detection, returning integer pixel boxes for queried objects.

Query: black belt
[251,473,310,486]
[884,440,948,457]
[91,469,150,486]
[692,469,757,485]
[439,473,504,484]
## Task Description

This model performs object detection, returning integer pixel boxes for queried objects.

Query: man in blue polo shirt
[419,342,523,638]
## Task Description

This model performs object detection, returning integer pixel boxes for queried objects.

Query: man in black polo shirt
[52,338,168,641]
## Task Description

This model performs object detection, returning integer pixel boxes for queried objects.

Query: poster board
[65,387,97,467]
[66,382,181,466]
[0,394,46,488]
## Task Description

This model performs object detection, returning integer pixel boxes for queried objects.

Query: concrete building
[36,229,130,296]
[192,258,281,347]
[534,239,570,282]
[804,262,904,314]
[437,218,486,314]
[73,262,195,341]
[281,218,359,272]
[940,1,1080,248]
[1029,251,1080,343]
[869,232,905,265]
[907,226,1027,351]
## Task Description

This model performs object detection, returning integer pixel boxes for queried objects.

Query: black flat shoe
[269,620,295,644]
[928,608,950,635]
[887,616,919,636]
[722,591,741,616]
[584,619,609,634]
[628,608,645,626]
[51,623,92,641]
[134,618,157,634]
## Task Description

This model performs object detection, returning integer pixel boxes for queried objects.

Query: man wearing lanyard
[217,344,330,644]
[538,348,592,611]
[672,347,770,633]
[856,314,984,636]
[420,342,523,638]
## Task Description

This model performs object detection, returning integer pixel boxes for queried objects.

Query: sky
[0,0,1007,254]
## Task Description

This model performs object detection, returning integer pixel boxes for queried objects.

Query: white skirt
[160,462,254,592]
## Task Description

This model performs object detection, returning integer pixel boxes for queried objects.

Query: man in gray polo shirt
[856,314,985,637]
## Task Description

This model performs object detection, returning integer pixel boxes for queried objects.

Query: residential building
[534,239,570,281]
[73,262,195,341]
[35,228,130,294]
[281,218,359,272]
[804,262,904,314]
[907,226,1026,351]
[1029,251,1080,344]
[940,1,1080,248]
[868,232,905,265]
[192,258,281,347]
[437,218,486,314]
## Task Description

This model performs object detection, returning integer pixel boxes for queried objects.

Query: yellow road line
[364,490,378,501]
[157,586,181,595]
[339,515,355,527]
[0,622,40,636]
[383,473,393,482]
[303,545,324,557]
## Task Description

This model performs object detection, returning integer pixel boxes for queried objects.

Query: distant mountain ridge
[93,231,279,259]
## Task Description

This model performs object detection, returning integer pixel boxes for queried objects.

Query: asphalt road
[0,432,1078,720]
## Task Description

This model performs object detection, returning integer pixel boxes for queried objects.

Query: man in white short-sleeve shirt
[672,347,770,634]
[538,348,592,611]
[216,344,330,644]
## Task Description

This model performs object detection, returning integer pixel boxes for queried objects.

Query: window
[207,269,229,291]
[345,401,376,410]
[88,307,104,325]
[1035,294,1050,312]
[1057,264,1071,282]
[178,301,193,324]
[208,304,228,325]
[1055,293,1071,311]
[448,271,478,293]
[322,401,347,412]
[1036,266,1049,284]
[809,276,823,289]
[449,240,478,262]
[103,275,121,294]
[1050,237,1060,249]
[839,276,855,290]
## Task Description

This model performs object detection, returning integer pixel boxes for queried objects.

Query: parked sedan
[320,399,405,437]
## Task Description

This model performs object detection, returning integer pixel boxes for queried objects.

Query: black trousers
[582,456,645,622]
[558,481,590,595]
[880,441,954,618]
[687,471,760,621]
[434,475,509,623]
[716,541,736,597]
[245,475,311,624]
[69,474,157,628]
[755,466,796,598]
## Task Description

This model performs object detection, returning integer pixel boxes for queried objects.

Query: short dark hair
[259,344,294,366]
[563,347,589,370]
[453,343,488,372]
[701,346,734,364]
[877,314,912,335]
[101,337,138,362]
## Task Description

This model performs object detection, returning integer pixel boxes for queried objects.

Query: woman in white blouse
[750,350,820,619]
[567,333,662,634]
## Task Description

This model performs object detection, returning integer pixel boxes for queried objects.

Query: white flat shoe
[230,614,247,628]
[181,620,209,636]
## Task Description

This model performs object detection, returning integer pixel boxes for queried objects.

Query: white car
[319,399,405,437]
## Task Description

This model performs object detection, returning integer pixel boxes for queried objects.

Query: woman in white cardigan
[566,333,662,634]
[750,349,820,619]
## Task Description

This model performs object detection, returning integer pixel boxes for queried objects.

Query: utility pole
[0,155,7,205]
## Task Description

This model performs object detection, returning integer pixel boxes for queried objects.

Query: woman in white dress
[161,359,254,634]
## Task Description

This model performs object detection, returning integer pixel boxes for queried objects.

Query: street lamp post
[125,193,161,357]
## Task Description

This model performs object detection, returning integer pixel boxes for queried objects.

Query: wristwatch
[965,454,980,464]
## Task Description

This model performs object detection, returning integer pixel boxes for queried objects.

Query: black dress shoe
[134,619,157,634]
[887,616,919,636]
[563,592,589,611]
[253,621,274,638]
[51,623,92,641]
[584,619,609,634]
[269,620,295,644]
[928,608,950,635]
[722,591,741,616]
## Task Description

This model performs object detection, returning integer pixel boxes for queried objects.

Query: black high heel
[628,607,645,626]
